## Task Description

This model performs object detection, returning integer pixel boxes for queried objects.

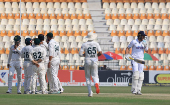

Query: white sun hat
[85,32,97,41]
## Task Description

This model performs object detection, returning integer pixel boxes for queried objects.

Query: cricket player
[21,38,33,94]
[79,32,102,97]
[46,33,61,94]
[125,31,148,95]
[38,34,64,93]
[29,38,47,94]
[6,35,24,94]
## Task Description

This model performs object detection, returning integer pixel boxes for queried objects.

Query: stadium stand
[0,0,169,70]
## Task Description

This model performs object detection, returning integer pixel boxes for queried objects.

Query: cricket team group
[6,31,148,97]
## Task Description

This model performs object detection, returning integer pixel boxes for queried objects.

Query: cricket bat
[129,57,145,64]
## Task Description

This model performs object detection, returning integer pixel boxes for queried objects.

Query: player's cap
[34,38,40,45]
[85,32,97,41]
[47,32,53,38]
[38,34,44,41]
[138,31,147,36]
[25,38,32,45]
[14,35,21,42]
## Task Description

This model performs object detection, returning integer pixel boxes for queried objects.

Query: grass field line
[62,93,170,96]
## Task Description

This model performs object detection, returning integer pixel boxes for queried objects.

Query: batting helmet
[25,38,32,45]
[14,35,21,42]
[137,31,147,40]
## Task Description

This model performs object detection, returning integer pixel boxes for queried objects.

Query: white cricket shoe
[17,90,22,94]
[31,91,35,94]
[136,90,142,95]
[49,90,61,94]
[6,90,12,94]
[59,88,64,93]
[42,91,48,94]
[88,91,93,97]
[132,90,137,94]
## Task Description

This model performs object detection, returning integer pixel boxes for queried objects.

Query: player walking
[46,33,61,94]
[29,38,47,94]
[6,35,24,94]
[125,31,148,95]
[21,38,33,94]
[79,32,102,97]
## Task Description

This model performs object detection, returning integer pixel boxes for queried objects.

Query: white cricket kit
[128,39,148,72]
[128,39,147,93]
[7,45,24,92]
[21,45,33,92]
[48,39,61,91]
[30,45,46,92]
[79,41,102,94]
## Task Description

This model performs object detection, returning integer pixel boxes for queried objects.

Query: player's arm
[21,48,24,58]
[97,43,102,56]
[79,44,85,57]
[125,41,134,60]
[48,43,53,68]
[7,46,12,68]
[15,45,23,55]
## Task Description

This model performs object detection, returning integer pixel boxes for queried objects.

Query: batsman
[125,31,148,95]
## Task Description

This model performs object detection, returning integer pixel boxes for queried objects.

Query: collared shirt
[29,45,46,63]
[8,45,24,63]
[79,41,102,60]
[128,39,148,59]
[21,45,33,61]
[48,39,60,59]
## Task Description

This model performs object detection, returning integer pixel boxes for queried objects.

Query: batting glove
[142,40,147,48]
[125,54,131,61]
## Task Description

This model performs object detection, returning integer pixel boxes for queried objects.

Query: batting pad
[139,72,144,81]
[133,71,139,80]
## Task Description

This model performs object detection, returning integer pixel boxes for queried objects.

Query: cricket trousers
[8,61,22,92]
[23,61,33,92]
[84,59,99,87]
[32,63,46,92]
[49,58,60,91]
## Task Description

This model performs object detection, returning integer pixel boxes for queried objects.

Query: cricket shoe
[48,90,61,94]
[36,90,42,94]
[88,91,93,97]
[95,83,100,94]
[42,91,48,94]
[17,91,22,94]
[136,90,142,95]
[59,88,64,93]
[6,90,12,94]
[132,90,137,94]
[31,91,35,94]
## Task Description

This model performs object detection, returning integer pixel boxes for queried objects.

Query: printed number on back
[87,47,96,57]
[55,45,59,52]
[33,52,42,59]
[24,52,29,58]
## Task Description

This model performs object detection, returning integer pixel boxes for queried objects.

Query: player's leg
[47,68,53,91]
[131,60,139,94]
[7,62,15,93]
[38,64,46,94]
[136,63,144,95]
[31,65,37,94]
[15,61,22,94]
[26,62,33,94]
[23,62,28,94]
[49,60,60,94]
[57,78,63,92]
[84,61,92,97]
[91,62,100,94]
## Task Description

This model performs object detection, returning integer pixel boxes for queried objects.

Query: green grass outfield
[0,86,170,105]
